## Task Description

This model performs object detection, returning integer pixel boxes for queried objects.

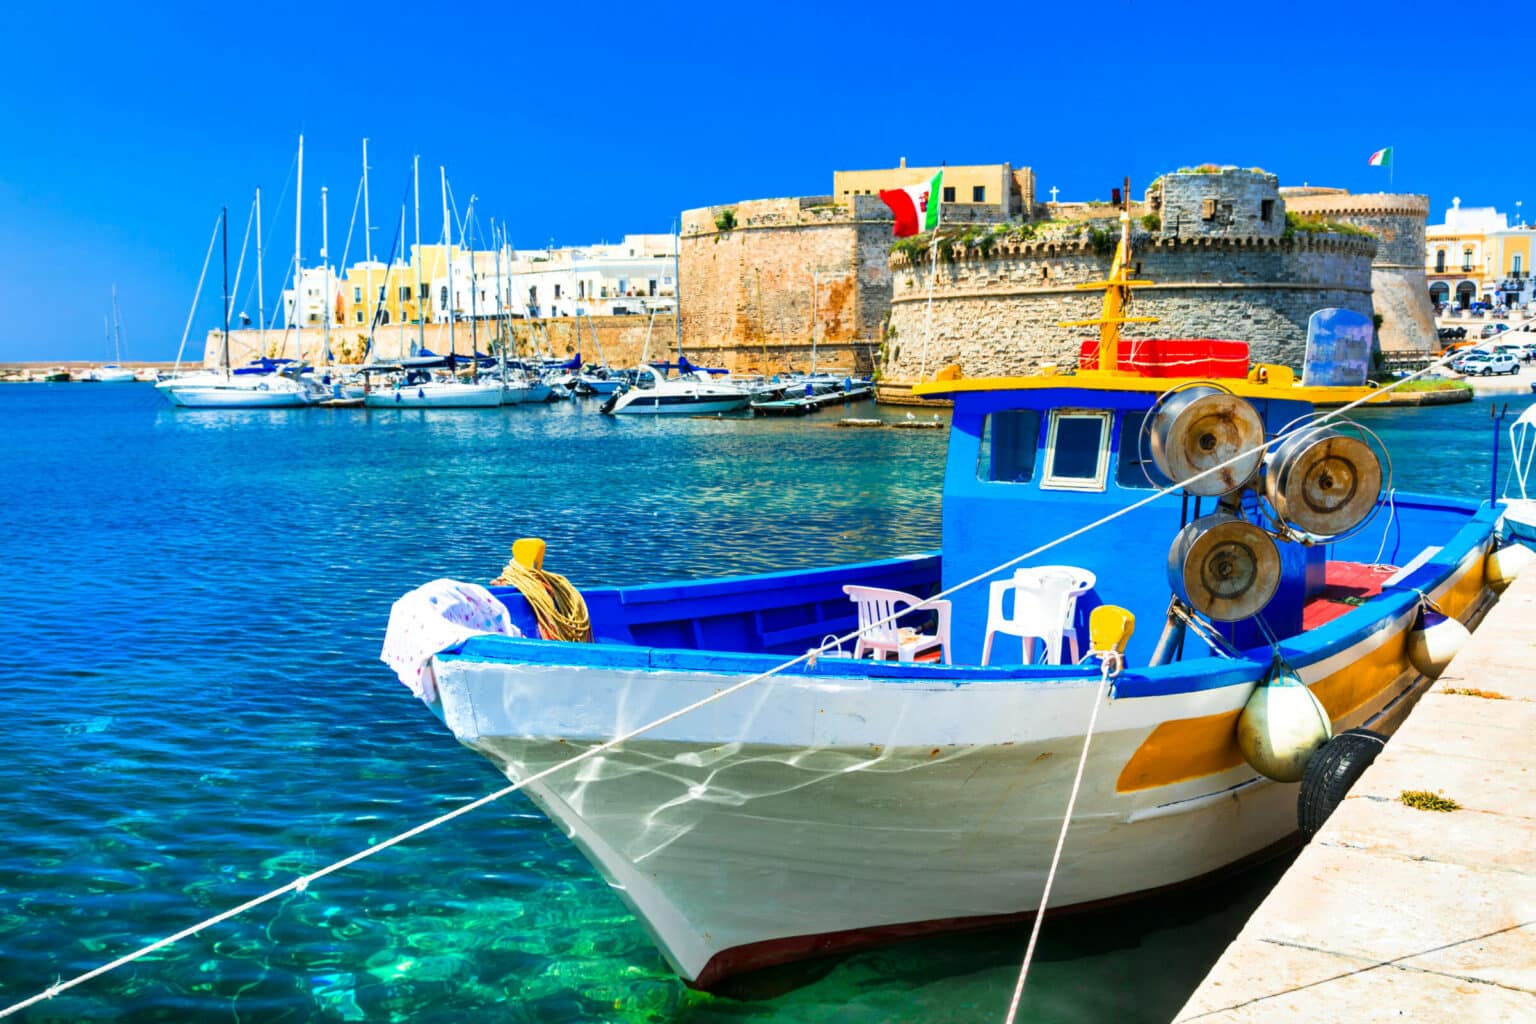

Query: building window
[378,286,386,301]
[355,310,364,323]
[1516,255,1524,276]
[419,284,429,299]
[973,185,985,203]
[648,278,657,296]
[1260,199,1275,222]
[942,186,956,203]
[1435,250,1446,273]
[353,286,362,302]
[399,286,411,302]
[1463,248,1474,272]
[439,285,448,307]
[554,284,562,299]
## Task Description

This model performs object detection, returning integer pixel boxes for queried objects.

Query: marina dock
[1175,570,1536,1022]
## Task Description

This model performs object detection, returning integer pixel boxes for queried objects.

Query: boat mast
[1056,175,1156,373]
[111,284,124,362]
[467,194,479,357]
[255,186,266,357]
[293,134,304,362]
[810,268,818,375]
[673,222,682,362]
[441,165,455,364]
[362,138,372,264]
[221,206,231,374]
[103,312,111,364]
[413,155,424,358]
[321,185,331,369]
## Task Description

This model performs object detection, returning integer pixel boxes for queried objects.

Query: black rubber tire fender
[1297,728,1387,837]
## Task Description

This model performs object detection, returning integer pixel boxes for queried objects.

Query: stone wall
[678,194,1010,374]
[1282,191,1435,353]
[1154,169,1285,240]
[884,232,1377,380]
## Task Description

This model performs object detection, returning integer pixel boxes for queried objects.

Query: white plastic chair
[841,585,952,664]
[981,568,1092,666]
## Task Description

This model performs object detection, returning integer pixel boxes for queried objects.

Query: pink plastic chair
[981,568,1092,666]
[842,585,952,664]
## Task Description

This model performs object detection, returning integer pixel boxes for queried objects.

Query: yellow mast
[1057,176,1158,374]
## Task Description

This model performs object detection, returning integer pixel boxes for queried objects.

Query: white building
[427,234,677,323]
[281,266,345,327]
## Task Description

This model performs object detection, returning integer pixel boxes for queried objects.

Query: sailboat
[157,201,314,409]
[82,288,137,383]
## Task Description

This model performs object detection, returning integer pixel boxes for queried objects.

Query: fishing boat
[1501,403,1536,544]
[384,202,1505,989]
[751,376,875,415]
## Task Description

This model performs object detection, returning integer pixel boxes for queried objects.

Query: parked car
[1481,323,1511,338]
[1453,351,1521,376]
[1439,340,1479,358]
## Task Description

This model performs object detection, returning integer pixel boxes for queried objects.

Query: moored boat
[602,361,752,415]
[384,198,1506,989]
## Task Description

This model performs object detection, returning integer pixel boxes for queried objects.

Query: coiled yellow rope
[491,556,593,643]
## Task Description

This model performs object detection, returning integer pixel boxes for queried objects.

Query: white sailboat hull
[82,366,137,383]
[155,374,313,408]
[363,382,504,408]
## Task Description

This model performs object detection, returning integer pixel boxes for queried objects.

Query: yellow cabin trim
[913,371,1387,406]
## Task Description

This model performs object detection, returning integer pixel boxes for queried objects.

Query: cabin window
[1041,409,1112,491]
[1115,410,1173,490]
[976,410,1041,483]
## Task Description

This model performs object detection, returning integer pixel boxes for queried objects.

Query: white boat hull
[363,382,504,408]
[155,374,313,408]
[427,584,1458,986]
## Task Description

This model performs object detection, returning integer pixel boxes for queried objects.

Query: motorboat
[601,362,752,415]
[383,205,1505,989]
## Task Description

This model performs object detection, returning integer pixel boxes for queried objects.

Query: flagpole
[918,180,942,382]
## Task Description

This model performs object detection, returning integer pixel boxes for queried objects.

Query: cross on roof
[1049,186,1060,203]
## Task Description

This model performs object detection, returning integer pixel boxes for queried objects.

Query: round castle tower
[884,169,1377,381]
[1280,188,1434,354]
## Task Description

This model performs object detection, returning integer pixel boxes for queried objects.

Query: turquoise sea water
[0,385,1525,1023]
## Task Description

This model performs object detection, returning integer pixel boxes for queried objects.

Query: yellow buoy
[1237,668,1333,783]
[1486,542,1536,594]
[1407,607,1470,679]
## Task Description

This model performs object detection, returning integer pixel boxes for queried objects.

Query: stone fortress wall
[1281,189,1436,353]
[678,194,1010,373]
[884,169,1379,381]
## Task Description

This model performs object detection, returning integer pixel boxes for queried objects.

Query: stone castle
[677,166,1436,383]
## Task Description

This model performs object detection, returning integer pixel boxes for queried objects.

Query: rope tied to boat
[1002,649,1120,1024]
[491,554,593,643]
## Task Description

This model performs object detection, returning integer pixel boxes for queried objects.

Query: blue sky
[0,0,1512,361]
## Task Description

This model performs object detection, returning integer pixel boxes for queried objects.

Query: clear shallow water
[0,385,1525,1023]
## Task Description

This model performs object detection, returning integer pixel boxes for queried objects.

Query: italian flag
[879,170,943,237]
[1368,147,1392,167]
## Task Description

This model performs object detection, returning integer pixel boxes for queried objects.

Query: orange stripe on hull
[1115,557,1487,794]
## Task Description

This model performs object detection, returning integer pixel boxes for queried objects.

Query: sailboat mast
[467,195,479,356]
[413,156,424,357]
[104,313,111,362]
[810,269,819,375]
[362,138,373,264]
[441,165,455,361]
[221,206,231,373]
[673,223,682,361]
[293,134,304,362]
[255,186,266,356]
[111,284,123,362]
[321,185,331,369]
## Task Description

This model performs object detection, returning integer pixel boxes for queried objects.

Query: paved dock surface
[1175,570,1536,1023]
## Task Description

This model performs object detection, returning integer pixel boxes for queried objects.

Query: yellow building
[1425,198,1536,309]
[832,160,1034,218]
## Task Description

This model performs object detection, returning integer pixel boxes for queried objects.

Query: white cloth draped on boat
[381,579,521,701]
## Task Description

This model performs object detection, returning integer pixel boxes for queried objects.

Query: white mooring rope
[0,345,1487,1019]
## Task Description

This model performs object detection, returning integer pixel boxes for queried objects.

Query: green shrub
[714,208,737,231]
[1283,211,1375,239]
[1141,212,1161,232]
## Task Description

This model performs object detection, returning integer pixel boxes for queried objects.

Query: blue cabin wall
[941,388,1325,667]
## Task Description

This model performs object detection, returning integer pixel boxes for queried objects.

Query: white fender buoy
[1237,669,1333,783]
[1486,542,1536,594]
[1407,608,1471,679]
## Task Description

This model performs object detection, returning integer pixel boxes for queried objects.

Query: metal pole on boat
[293,134,304,363]
[362,138,373,264]
[414,155,424,358]
[221,206,231,373]
[255,186,266,359]
[673,221,682,362]
[321,185,331,369]
[467,195,479,358]
[441,165,455,365]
